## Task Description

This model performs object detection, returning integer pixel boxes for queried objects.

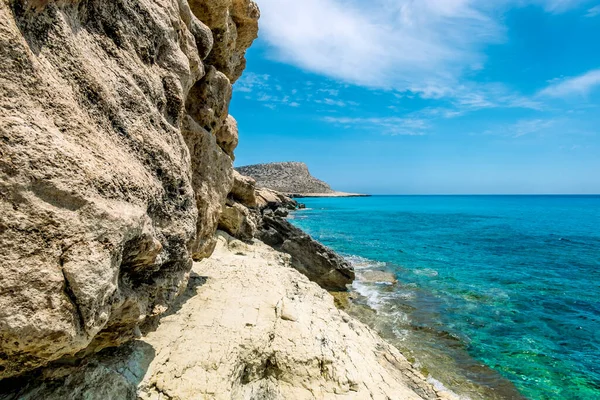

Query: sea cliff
[2,1,453,398]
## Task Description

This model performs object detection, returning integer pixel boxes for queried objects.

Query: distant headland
[236,162,369,198]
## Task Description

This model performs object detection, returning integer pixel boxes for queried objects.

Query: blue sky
[230,0,600,194]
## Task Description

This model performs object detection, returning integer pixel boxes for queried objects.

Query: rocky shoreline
[1,230,458,400]
[0,0,482,398]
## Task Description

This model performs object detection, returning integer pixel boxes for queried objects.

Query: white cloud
[256,0,502,93]
[255,0,586,100]
[323,116,429,135]
[534,0,589,13]
[539,69,600,97]
[318,89,340,96]
[318,98,347,107]
[585,5,600,16]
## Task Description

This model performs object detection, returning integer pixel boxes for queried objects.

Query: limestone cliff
[236,162,335,195]
[0,0,258,379]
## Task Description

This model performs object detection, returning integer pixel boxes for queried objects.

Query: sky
[230,0,600,194]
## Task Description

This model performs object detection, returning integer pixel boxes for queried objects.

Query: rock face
[2,232,447,400]
[230,170,257,207]
[259,216,355,291]
[237,162,334,194]
[0,0,258,379]
[218,198,257,240]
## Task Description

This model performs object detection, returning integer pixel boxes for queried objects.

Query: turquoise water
[290,195,600,400]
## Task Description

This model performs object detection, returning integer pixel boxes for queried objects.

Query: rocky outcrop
[237,162,334,194]
[255,187,297,210]
[259,216,355,291]
[2,232,449,400]
[189,0,260,82]
[230,170,257,207]
[216,173,352,291]
[0,0,258,379]
[218,198,257,240]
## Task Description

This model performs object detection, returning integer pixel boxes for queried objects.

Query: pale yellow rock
[0,0,258,378]
[133,232,441,399]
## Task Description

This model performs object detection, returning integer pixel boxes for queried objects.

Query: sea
[289,195,600,400]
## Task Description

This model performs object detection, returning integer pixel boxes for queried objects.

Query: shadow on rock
[0,341,156,400]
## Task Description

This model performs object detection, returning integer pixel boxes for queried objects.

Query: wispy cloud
[255,0,586,102]
[534,0,589,13]
[323,116,429,136]
[234,72,271,93]
[511,118,557,137]
[316,98,347,107]
[539,69,600,97]
[585,5,600,16]
[256,0,503,94]
[318,89,340,96]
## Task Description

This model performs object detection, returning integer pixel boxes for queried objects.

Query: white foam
[427,376,470,400]
[345,254,386,270]
[352,280,385,310]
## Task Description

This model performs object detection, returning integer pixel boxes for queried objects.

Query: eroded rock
[230,170,257,207]
[259,216,355,291]
[216,114,239,159]
[0,0,257,379]
[218,199,257,240]
[188,0,260,82]
[2,233,441,399]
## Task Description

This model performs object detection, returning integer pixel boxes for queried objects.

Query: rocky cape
[1,0,451,398]
[236,162,367,197]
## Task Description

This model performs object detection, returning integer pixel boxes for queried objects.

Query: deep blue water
[290,195,600,400]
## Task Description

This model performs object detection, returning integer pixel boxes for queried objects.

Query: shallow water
[289,195,600,400]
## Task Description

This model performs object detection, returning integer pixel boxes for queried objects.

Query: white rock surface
[2,233,458,400]
[134,232,441,399]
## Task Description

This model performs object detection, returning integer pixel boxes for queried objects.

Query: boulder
[188,0,260,82]
[186,65,232,135]
[218,200,257,240]
[230,170,257,207]
[255,187,297,210]
[216,114,239,159]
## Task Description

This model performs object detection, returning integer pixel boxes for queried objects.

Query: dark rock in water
[274,207,289,217]
[258,216,355,291]
[298,203,307,209]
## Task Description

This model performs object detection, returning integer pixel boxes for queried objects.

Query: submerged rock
[358,270,398,285]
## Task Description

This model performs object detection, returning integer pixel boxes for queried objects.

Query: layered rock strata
[1,232,453,400]
[216,174,352,291]
[259,215,355,291]
[0,0,258,378]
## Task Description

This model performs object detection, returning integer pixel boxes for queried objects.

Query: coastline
[288,208,527,400]
[289,192,371,198]
[2,232,456,399]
